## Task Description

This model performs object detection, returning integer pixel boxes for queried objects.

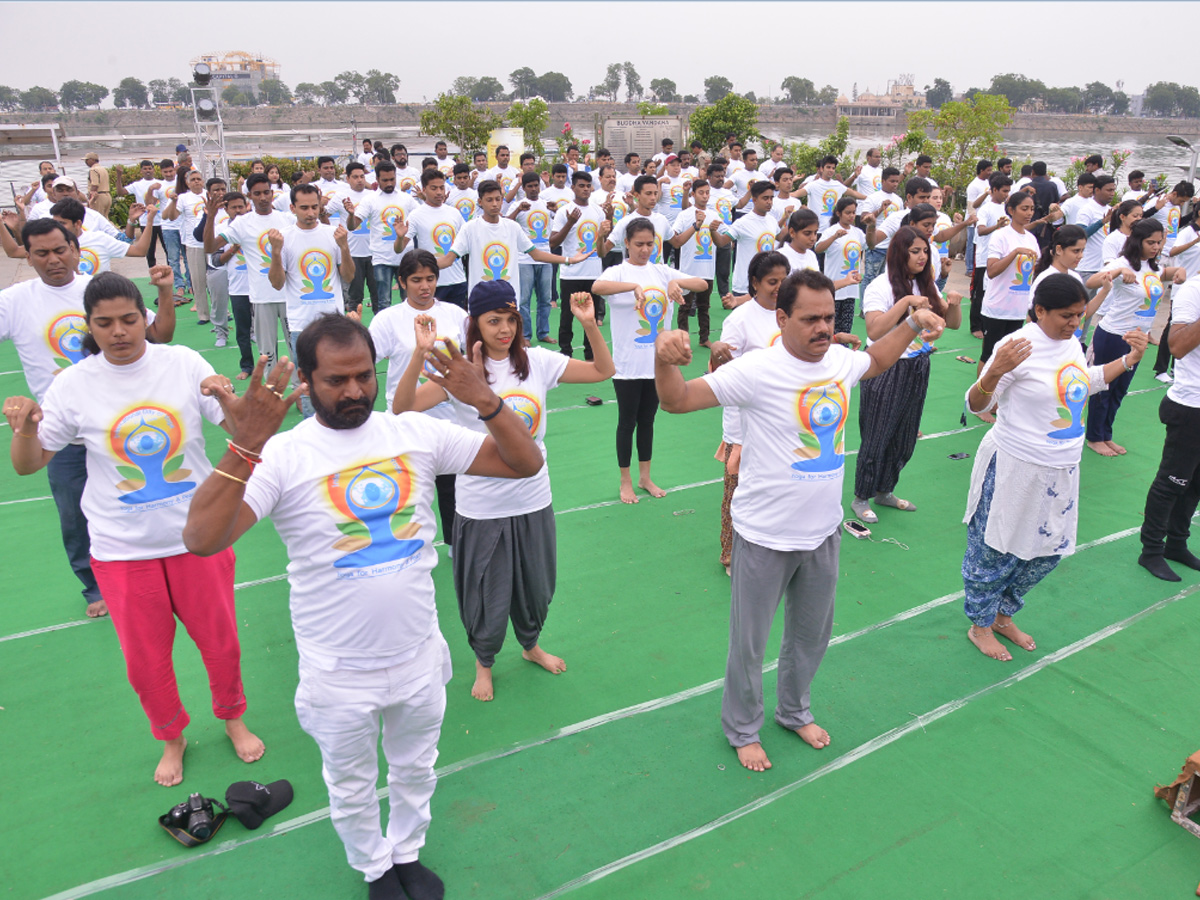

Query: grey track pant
[721,528,840,747]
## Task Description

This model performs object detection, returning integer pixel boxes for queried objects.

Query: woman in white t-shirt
[852,226,962,523]
[394,280,614,702]
[1086,218,1186,456]
[1101,198,1143,265]
[592,218,708,504]
[265,164,285,195]
[708,250,790,573]
[962,274,1148,661]
[1031,225,1112,340]
[929,187,971,293]
[4,272,263,787]
[980,191,1042,366]
[815,196,866,334]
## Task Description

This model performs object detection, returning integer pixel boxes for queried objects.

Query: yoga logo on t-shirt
[694,228,714,260]
[77,247,100,276]
[577,221,599,256]
[611,199,628,223]
[841,241,862,276]
[1168,206,1180,239]
[381,205,407,239]
[482,242,511,281]
[792,381,848,474]
[1139,272,1164,318]
[821,189,839,216]
[109,405,196,505]
[299,249,335,300]
[46,312,88,369]
[349,205,370,236]
[502,390,542,434]
[256,232,274,274]
[526,210,550,244]
[454,197,476,221]
[668,184,684,209]
[399,176,418,195]
[432,222,457,256]
[635,288,669,344]
[325,456,422,570]
[715,197,734,224]
[649,234,663,264]
[1011,255,1035,293]
[755,232,775,254]
[1048,362,1089,440]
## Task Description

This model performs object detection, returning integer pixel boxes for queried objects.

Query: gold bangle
[213,467,248,485]
[12,430,38,439]
[975,381,993,396]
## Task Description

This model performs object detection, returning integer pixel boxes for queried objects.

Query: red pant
[91,549,245,741]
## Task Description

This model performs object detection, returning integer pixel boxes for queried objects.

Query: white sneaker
[1156,372,1174,384]
[215,336,227,348]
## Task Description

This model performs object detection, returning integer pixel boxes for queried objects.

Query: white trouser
[294,631,451,882]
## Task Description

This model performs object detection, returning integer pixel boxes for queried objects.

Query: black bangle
[478,397,505,421]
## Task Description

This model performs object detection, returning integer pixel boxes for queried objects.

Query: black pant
[435,473,457,547]
[1141,396,1200,555]
[969,268,987,335]
[145,224,166,269]
[1155,310,1173,374]
[345,256,377,313]
[614,377,659,468]
[715,243,732,298]
[229,294,253,374]
[558,278,604,359]
[677,280,713,342]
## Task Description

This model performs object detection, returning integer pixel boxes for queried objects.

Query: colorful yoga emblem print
[381,204,407,240]
[526,209,550,245]
[299,249,335,300]
[635,288,670,344]
[715,197,734,225]
[1048,362,1089,440]
[109,405,196,505]
[755,232,775,254]
[325,455,422,571]
[431,222,457,256]
[792,381,849,474]
[820,188,839,217]
[454,197,476,221]
[1010,254,1035,294]
[47,312,88,369]
[78,247,101,276]
[1138,271,1164,320]
[577,220,599,257]
[482,242,511,281]
[256,231,273,274]
[694,226,714,260]
[501,390,542,435]
[841,241,862,277]
[1167,206,1180,240]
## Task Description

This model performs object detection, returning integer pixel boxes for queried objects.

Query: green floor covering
[1,281,1197,899]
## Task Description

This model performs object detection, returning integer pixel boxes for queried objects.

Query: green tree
[362,70,399,104]
[451,76,479,97]
[987,73,1045,109]
[168,78,191,104]
[816,85,838,105]
[148,78,169,105]
[534,72,572,102]
[20,86,58,111]
[637,101,669,116]
[1111,91,1130,116]
[683,94,698,104]
[507,97,550,149]
[704,76,733,104]
[112,77,148,109]
[335,71,367,104]
[649,78,678,103]
[784,116,855,178]
[0,85,19,111]
[907,93,1014,209]
[420,92,504,158]
[689,93,760,152]
[623,62,643,101]
[1144,82,1180,117]
[509,67,536,99]
[469,76,505,102]
[1082,81,1115,114]
[294,82,320,105]
[1043,86,1083,114]
[780,76,815,105]
[222,85,256,107]
[257,79,292,106]
[924,78,953,108]
[1180,85,1200,119]
[59,80,108,110]
[321,80,349,106]
[601,63,622,102]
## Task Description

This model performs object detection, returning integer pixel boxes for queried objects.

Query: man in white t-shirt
[432,141,454,177]
[330,161,379,314]
[793,155,867,231]
[114,159,169,266]
[859,167,903,292]
[407,169,468,309]
[964,159,995,310]
[654,268,946,772]
[484,145,520,197]
[343,161,417,312]
[617,152,642,194]
[446,164,480,223]
[1058,173,1095,225]
[356,138,375,170]
[603,175,676,268]
[183,316,544,900]
[508,171,557,342]
[389,144,423,197]
[550,171,611,359]
[669,179,722,343]
[758,144,786,179]
[714,181,783,294]
[652,138,675,169]
[847,146,883,205]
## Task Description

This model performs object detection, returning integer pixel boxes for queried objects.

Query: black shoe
[1138,553,1182,582]
[367,868,406,900]
[1164,546,1200,571]
[393,860,444,900]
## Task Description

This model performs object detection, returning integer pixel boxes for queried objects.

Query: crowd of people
[3,133,1199,900]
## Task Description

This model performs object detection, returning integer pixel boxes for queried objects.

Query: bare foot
[155,736,187,786]
[992,620,1036,651]
[637,478,667,498]
[735,742,772,772]
[971,330,984,339]
[794,723,831,749]
[86,599,108,618]
[225,718,265,762]
[522,644,567,674]
[1087,440,1118,457]
[976,410,996,424]
[1106,440,1127,455]
[619,480,639,504]
[967,625,1013,661]
[236,371,250,381]
[472,661,494,701]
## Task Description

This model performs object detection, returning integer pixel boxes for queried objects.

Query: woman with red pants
[5,272,264,786]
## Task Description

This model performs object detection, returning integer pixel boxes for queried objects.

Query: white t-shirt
[127,178,164,227]
[1098,257,1165,335]
[175,191,207,249]
[673,208,721,279]
[933,212,953,261]
[37,343,223,561]
[408,203,466,286]
[433,156,455,177]
[616,171,639,195]
[718,212,778,294]
[591,189,630,231]
[446,187,479,223]
[1031,266,1083,299]
[769,196,800,227]
[975,200,1005,286]
[1101,229,1127,264]
[716,298,781,444]
[804,178,847,230]
[369,300,468,414]
[655,175,687,225]
[356,152,375,170]
[329,187,374,258]
[512,198,553,266]
[484,166,520,196]
[820,224,866,300]
[1058,194,1088,227]
[758,159,783,178]
[552,202,605,279]
[599,261,683,379]
[730,167,765,200]
[853,164,882,200]
[862,274,936,357]
[1168,280,1200,408]
[76,231,130,276]
[871,209,909,253]
[354,190,417,267]
[1076,199,1110,272]
[966,177,991,217]
[862,191,903,231]
[978,322,1104,467]
[222,210,296,305]
[609,211,673,265]
[313,179,345,225]
[1172,226,1200,279]
[278,223,346,331]
[450,347,570,520]
[0,273,93,402]
[780,244,819,275]
[242,411,485,670]
[540,185,573,216]
[704,342,872,551]
[394,166,423,197]
[983,225,1040,320]
[1153,203,1184,253]
[450,216,535,296]
[221,216,251,296]
[710,187,737,227]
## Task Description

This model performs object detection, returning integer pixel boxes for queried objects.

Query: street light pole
[1167,135,1198,215]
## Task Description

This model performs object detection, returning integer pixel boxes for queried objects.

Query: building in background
[189,52,281,97]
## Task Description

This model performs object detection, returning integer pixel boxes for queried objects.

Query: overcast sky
[0,1,1193,103]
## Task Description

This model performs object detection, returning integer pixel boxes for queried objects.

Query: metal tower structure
[189,85,229,184]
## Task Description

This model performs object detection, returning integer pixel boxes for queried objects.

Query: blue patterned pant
[962,456,1062,627]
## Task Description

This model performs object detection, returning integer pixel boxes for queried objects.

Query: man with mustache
[655,268,944,773]
[184,316,543,900]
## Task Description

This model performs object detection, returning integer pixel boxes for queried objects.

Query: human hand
[655,329,693,367]
[904,293,931,311]
[1173,269,1187,285]
[149,265,174,290]
[1124,329,1149,363]
[3,395,42,438]
[213,355,304,450]
[666,282,686,306]
[569,292,596,325]
[990,336,1032,376]
[946,290,963,307]
[333,224,348,245]
[423,339,496,411]
[413,313,437,354]
[200,373,235,397]
[911,308,945,342]
[128,203,146,220]
[707,340,735,369]
[835,333,862,350]
[267,229,284,252]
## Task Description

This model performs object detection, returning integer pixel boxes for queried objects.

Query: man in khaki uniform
[85,152,111,217]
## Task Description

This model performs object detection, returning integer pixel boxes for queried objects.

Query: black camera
[168,793,215,838]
